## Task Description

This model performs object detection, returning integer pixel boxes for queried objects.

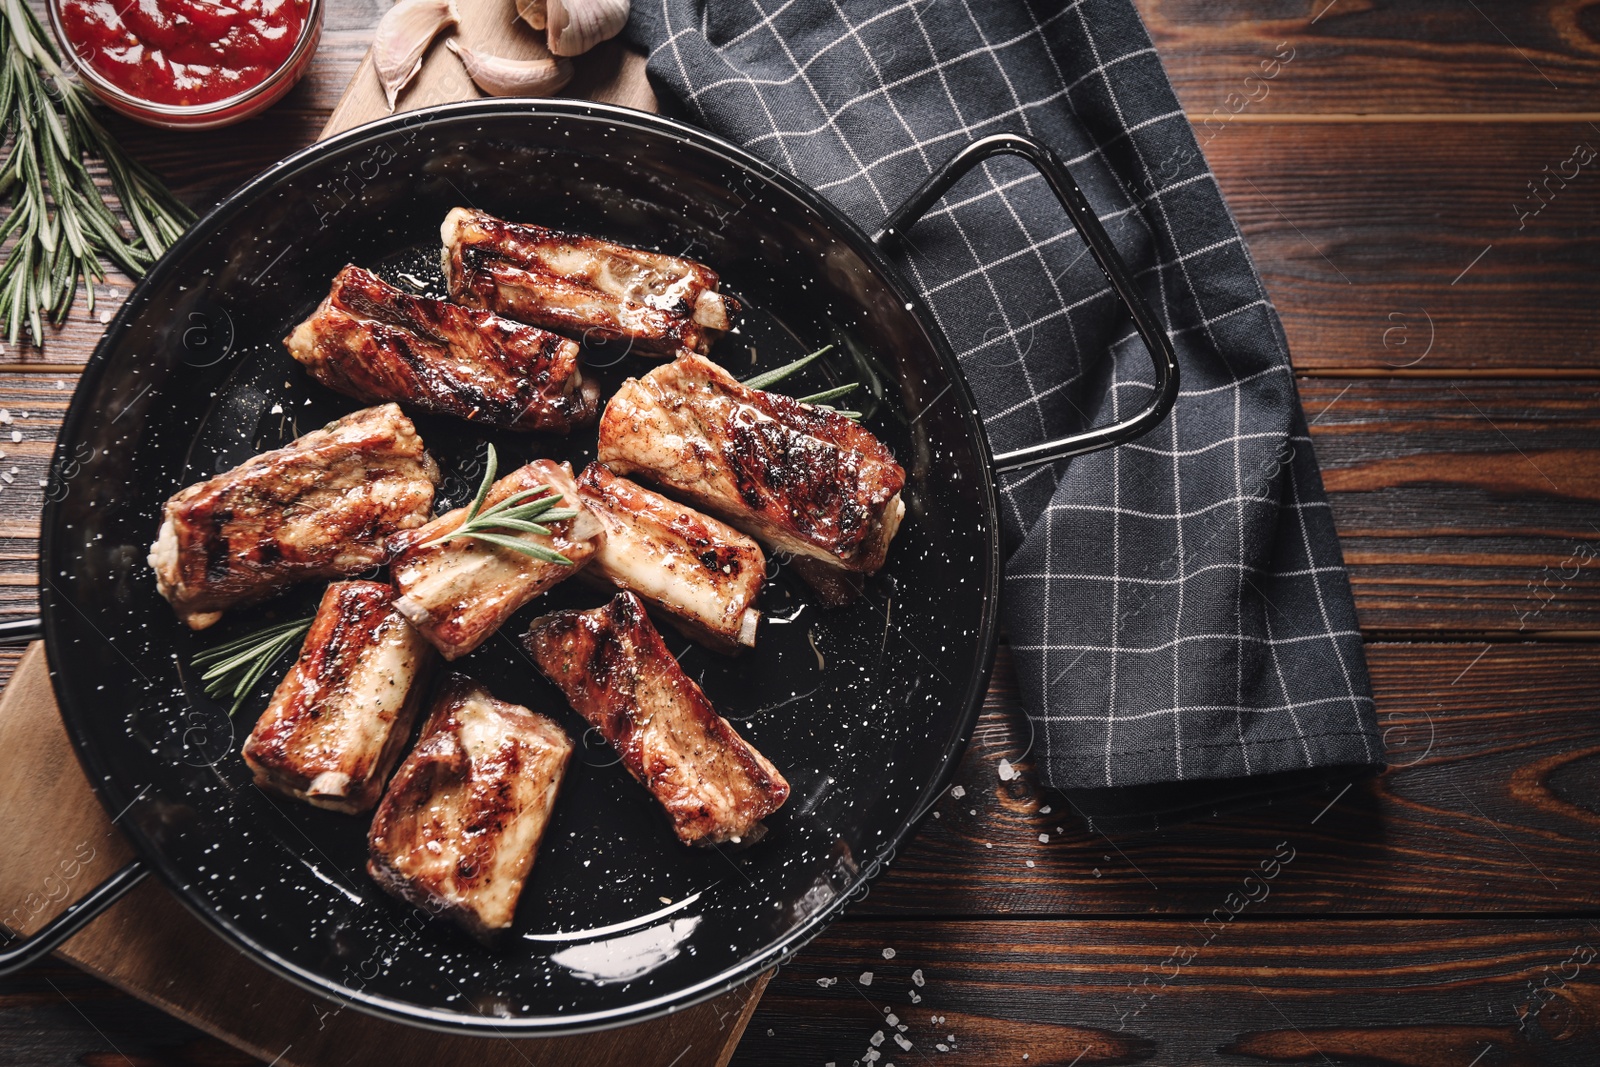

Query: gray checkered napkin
[626,0,1382,830]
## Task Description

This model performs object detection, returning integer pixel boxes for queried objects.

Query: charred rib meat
[149,404,439,630]
[442,207,738,357]
[577,462,763,654]
[285,265,599,433]
[596,353,905,604]
[389,459,602,660]
[525,592,789,846]
[367,675,573,939]
[242,581,433,814]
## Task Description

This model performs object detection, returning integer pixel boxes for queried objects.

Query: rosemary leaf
[743,344,835,389]
[451,530,574,565]
[796,382,859,405]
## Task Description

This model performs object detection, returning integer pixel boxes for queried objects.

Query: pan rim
[40,98,1004,1036]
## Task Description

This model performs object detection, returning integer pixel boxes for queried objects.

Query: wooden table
[4,3,1599,1063]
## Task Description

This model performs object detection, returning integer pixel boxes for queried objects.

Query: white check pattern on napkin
[627,0,1381,796]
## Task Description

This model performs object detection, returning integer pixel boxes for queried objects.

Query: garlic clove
[445,38,575,98]
[517,0,548,30]
[546,0,629,57]
[373,0,461,111]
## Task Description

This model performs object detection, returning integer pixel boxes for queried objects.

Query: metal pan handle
[872,133,1179,474]
[0,860,149,975]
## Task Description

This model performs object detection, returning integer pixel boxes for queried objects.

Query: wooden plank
[1302,378,1600,633]
[1140,0,1600,115]
[733,918,1600,1065]
[1206,121,1600,374]
[0,375,1594,644]
[855,643,1600,916]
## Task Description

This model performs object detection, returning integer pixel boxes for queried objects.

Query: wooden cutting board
[0,7,772,1065]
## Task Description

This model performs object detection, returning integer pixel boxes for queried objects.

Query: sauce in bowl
[52,0,321,127]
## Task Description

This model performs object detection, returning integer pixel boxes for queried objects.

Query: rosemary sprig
[192,616,313,717]
[743,345,864,418]
[423,444,578,564]
[0,0,195,347]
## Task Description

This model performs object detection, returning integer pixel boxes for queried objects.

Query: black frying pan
[0,101,1175,1034]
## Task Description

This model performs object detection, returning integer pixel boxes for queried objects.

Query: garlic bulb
[445,39,574,98]
[374,0,461,110]
[522,0,628,58]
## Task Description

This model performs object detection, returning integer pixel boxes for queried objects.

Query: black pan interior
[41,102,1000,1033]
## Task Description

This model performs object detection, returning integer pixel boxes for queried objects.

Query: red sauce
[57,0,310,107]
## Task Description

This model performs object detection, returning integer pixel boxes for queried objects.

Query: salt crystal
[0,410,11,424]
[859,971,873,986]
[912,969,925,987]
[863,1052,880,1065]
[882,947,896,959]
[870,1031,885,1047]
[1,473,12,484]
[97,311,111,324]
[55,380,64,390]
[9,467,16,474]
[1025,860,1035,868]
[10,432,20,443]
[998,759,1017,781]
[909,991,921,1003]
[37,479,46,487]
[894,1035,912,1051]
[885,1014,898,1027]
[937,1045,949,1053]
[816,977,837,988]
[270,403,284,414]
[1039,833,1050,843]
[1039,804,1052,814]
[949,785,965,799]
[1092,868,1102,878]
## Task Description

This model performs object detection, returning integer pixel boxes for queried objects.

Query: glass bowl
[48,0,324,130]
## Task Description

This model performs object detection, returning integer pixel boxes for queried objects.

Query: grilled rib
[577,462,764,654]
[149,404,439,630]
[388,459,603,660]
[596,353,906,605]
[241,581,433,814]
[367,675,573,940]
[442,207,738,357]
[525,592,789,846]
[284,265,599,433]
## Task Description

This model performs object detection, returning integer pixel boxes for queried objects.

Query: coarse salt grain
[1039,805,1052,814]
[998,759,1017,781]
[949,785,965,799]
[885,1014,898,1027]
[10,432,20,443]
[870,1031,885,1047]
[882,947,896,959]
[816,977,837,988]
[912,969,925,987]
[859,972,873,986]
[1039,833,1050,843]
[894,1035,912,1051]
